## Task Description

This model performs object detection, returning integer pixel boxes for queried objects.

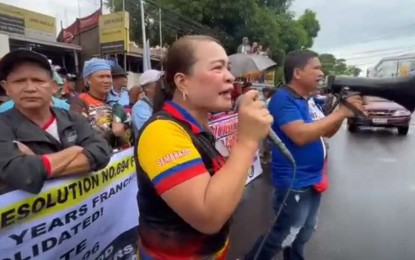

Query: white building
[373,53,415,78]
[366,67,376,77]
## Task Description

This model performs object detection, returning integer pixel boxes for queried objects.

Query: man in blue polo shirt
[246,50,365,260]
[107,64,130,107]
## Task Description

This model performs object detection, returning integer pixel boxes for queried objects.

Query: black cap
[111,63,128,77]
[0,49,53,81]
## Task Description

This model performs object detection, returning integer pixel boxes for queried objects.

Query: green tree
[297,9,320,48]
[347,66,362,77]
[108,0,320,54]
[107,0,321,83]
[320,53,362,76]
[320,53,337,75]
[259,0,293,12]
[335,58,348,75]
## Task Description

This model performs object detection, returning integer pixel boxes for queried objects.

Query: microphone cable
[252,138,297,260]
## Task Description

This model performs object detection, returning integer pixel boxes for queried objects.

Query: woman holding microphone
[135,35,273,259]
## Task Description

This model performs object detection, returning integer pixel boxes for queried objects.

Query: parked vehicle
[347,96,412,135]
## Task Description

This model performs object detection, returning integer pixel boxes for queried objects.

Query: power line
[362,21,415,41]
[339,45,415,57]
[131,0,227,39]
[320,46,415,68]
[329,21,415,49]
[133,0,415,69]
[340,47,415,61]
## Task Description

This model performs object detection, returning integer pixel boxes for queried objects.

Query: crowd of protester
[0,48,169,196]
[0,33,357,260]
[0,53,168,151]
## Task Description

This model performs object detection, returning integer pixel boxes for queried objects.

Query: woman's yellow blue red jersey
[135,101,229,259]
[138,118,207,194]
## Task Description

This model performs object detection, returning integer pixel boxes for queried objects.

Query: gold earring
[182,92,187,101]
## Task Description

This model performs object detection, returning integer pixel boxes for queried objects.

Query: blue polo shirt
[0,97,69,113]
[269,86,324,189]
[131,97,153,136]
[107,88,130,107]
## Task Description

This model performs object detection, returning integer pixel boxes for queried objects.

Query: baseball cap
[0,49,53,81]
[138,69,164,86]
[111,63,128,77]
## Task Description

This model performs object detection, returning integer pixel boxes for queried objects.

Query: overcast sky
[291,0,415,72]
[2,0,415,72]
[1,0,103,28]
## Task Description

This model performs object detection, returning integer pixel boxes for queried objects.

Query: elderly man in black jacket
[0,49,112,194]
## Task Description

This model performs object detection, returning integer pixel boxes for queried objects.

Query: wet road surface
[228,124,415,260]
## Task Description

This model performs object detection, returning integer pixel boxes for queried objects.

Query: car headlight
[393,110,411,116]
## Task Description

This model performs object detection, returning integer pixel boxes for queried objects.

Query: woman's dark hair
[153,35,220,113]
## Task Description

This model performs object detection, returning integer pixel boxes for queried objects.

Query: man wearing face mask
[131,69,163,136]
[0,50,112,194]
[246,50,366,260]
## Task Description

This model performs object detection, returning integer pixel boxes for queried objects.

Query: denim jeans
[245,187,322,260]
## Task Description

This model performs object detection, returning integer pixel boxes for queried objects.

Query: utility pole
[159,6,162,48]
[77,0,81,18]
[159,5,163,70]
[77,0,82,46]
[140,0,147,51]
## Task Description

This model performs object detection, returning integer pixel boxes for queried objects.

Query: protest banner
[208,113,263,184]
[0,148,139,260]
[0,114,262,260]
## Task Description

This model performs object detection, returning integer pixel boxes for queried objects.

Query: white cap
[139,69,164,86]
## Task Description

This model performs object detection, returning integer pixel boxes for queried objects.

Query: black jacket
[0,108,112,194]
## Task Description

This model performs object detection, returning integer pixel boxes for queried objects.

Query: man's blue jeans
[245,187,322,260]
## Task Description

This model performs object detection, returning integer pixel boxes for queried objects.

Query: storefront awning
[7,32,82,51]
[5,32,82,74]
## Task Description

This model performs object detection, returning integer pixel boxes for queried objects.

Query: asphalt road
[228,124,415,260]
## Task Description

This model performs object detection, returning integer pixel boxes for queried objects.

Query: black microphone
[267,129,296,166]
[237,91,295,165]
